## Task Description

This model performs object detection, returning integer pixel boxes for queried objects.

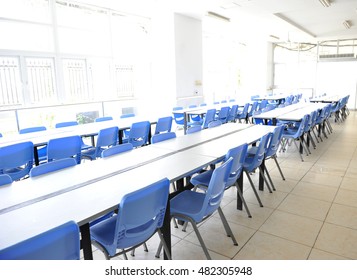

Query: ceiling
[79,0,357,43]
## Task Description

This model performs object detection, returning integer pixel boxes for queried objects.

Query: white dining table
[0,122,274,260]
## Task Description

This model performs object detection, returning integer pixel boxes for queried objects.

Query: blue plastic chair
[226,104,238,122]
[190,143,251,217]
[55,121,91,150]
[243,133,272,207]
[154,116,173,135]
[201,109,217,129]
[188,105,202,123]
[236,103,250,123]
[0,132,2,137]
[0,221,80,260]
[0,141,34,181]
[123,121,150,148]
[47,135,82,164]
[172,107,185,130]
[82,126,119,160]
[258,99,268,110]
[19,126,46,134]
[19,126,47,162]
[0,174,12,186]
[151,132,176,144]
[120,113,135,139]
[248,125,285,191]
[186,125,202,134]
[101,143,133,158]
[207,119,222,128]
[30,158,77,177]
[120,113,135,119]
[217,106,230,123]
[280,114,309,161]
[90,178,171,260]
[55,121,78,128]
[95,116,113,122]
[247,101,259,123]
[169,157,237,259]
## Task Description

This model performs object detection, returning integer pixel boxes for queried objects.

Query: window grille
[62,59,91,101]
[26,57,56,104]
[0,57,22,106]
[114,64,135,98]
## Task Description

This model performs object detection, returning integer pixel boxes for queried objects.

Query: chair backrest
[243,133,270,172]
[47,135,82,164]
[198,157,233,219]
[0,132,2,137]
[208,119,222,128]
[259,100,268,110]
[225,143,248,187]
[237,103,250,119]
[151,131,176,143]
[29,158,77,177]
[227,104,239,122]
[202,109,216,129]
[251,95,259,101]
[172,108,184,126]
[120,113,135,119]
[95,116,113,122]
[0,141,34,181]
[291,115,308,138]
[101,143,133,158]
[0,221,80,260]
[265,125,284,158]
[186,125,202,134]
[0,174,12,187]
[19,126,46,134]
[55,121,78,128]
[105,178,170,254]
[128,121,150,147]
[154,116,173,134]
[218,106,230,123]
[248,101,259,117]
[94,126,119,156]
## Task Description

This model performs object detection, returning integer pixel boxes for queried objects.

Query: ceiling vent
[319,53,357,61]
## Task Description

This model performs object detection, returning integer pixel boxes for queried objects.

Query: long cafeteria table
[0,114,161,165]
[0,122,275,260]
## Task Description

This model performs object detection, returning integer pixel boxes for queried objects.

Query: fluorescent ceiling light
[207,11,230,22]
[343,20,351,29]
[318,0,331,8]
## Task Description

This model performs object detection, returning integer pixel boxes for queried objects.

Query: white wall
[174,13,203,107]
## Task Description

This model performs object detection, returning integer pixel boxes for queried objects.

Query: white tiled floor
[89,109,357,260]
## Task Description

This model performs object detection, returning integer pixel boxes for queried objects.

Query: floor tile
[326,203,357,230]
[234,231,311,260]
[315,223,357,259]
[292,181,338,202]
[277,194,331,221]
[259,210,323,246]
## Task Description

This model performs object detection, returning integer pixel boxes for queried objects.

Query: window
[0,57,22,106]
[62,59,91,102]
[26,57,56,104]
[0,0,152,108]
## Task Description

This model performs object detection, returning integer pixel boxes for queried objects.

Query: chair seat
[190,170,213,187]
[81,147,104,160]
[90,216,117,247]
[243,155,255,170]
[170,190,207,223]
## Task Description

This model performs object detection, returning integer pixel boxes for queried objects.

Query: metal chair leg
[217,207,238,246]
[244,170,263,207]
[235,183,252,218]
[272,155,285,180]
